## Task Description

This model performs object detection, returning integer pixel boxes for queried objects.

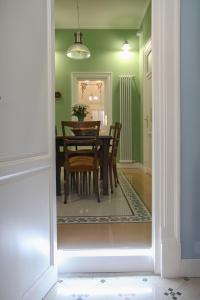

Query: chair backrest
[63,137,100,170]
[61,121,101,136]
[109,122,122,160]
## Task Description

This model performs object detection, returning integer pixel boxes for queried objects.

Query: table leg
[56,164,61,196]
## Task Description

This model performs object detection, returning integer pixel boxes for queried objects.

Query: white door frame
[153,0,200,277]
[143,39,152,174]
[152,0,181,277]
[71,72,112,130]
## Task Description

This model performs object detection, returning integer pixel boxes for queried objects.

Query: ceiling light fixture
[66,0,91,60]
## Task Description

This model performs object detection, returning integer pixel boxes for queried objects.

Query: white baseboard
[143,167,152,175]
[117,162,143,169]
[161,238,182,278]
[160,239,200,277]
[117,163,152,176]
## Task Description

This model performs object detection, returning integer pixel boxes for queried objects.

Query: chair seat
[69,156,100,171]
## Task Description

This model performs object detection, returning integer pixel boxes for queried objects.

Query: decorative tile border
[118,170,151,222]
[57,171,151,224]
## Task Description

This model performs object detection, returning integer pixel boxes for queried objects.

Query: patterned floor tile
[44,275,200,300]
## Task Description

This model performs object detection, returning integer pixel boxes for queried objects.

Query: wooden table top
[56,135,112,140]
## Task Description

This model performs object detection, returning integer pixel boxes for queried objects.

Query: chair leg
[113,164,118,187]
[88,171,91,194]
[71,172,75,192]
[80,171,83,195]
[64,170,69,204]
[83,172,87,195]
[109,163,114,193]
[94,170,100,203]
[75,172,79,194]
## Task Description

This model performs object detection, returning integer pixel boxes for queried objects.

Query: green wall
[140,2,151,48]
[139,2,152,163]
[55,29,141,161]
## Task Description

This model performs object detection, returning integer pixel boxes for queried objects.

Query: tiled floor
[44,275,200,300]
[57,182,132,218]
[57,167,152,249]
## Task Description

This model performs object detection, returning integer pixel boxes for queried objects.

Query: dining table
[56,135,112,196]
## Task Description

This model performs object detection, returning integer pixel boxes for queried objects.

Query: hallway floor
[45,274,200,300]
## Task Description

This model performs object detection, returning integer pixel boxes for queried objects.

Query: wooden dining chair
[61,120,101,137]
[63,137,101,203]
[108,122,122,193]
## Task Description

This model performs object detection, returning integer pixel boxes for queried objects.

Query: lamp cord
[77,0,80,29]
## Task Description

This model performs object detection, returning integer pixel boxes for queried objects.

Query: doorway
[55,3,153,272]
[71,72,112,134]
[55,0,181,277]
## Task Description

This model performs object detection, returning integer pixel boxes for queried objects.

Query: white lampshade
[66,32,91,60]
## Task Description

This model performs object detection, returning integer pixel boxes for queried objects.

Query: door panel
[0,1,56,299]
[0,0,49,160]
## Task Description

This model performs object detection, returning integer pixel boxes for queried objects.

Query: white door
[0,1,57,299]
[143,40,152,174]
[71,72,112,134]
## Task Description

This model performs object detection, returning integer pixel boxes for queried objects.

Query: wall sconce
[120,41,131,59]
[122,41,129,52]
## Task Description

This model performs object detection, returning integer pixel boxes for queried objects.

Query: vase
[77,116,84,122]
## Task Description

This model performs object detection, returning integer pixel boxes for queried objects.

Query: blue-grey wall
[181,0,200,259]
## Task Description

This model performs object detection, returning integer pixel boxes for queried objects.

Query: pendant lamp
[66,0,91,59]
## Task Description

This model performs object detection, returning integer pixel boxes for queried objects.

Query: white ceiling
[55,0,150,29]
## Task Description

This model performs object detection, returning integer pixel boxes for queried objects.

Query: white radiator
[119,75,133,162]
